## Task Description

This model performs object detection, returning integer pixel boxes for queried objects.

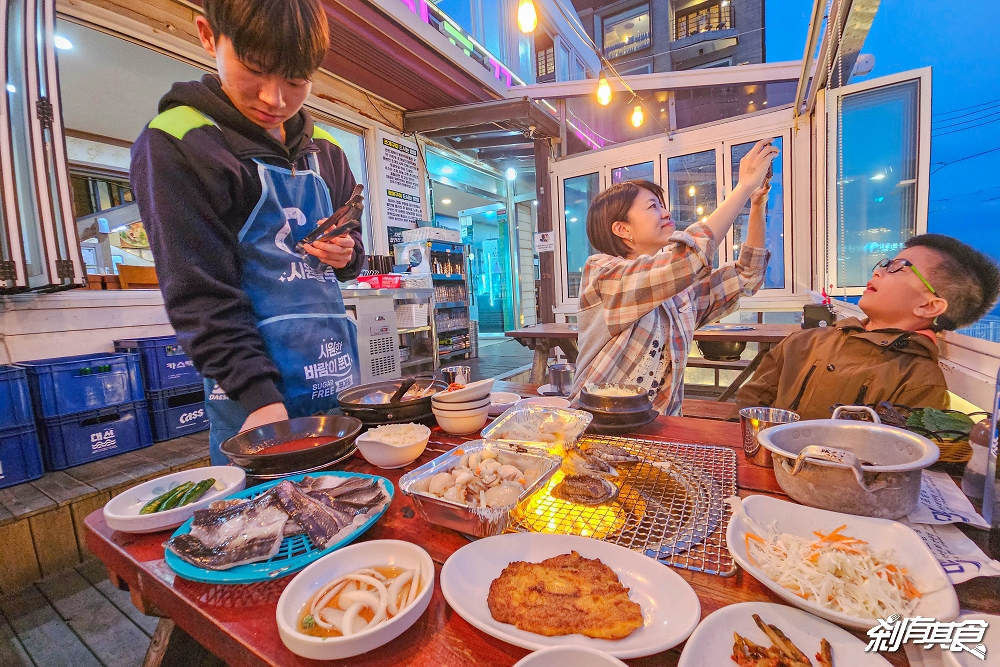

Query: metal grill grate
[369,336,395,356]
[370,354,398,378]
[511,435,737,577]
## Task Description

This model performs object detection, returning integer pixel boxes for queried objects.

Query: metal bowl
[696,340,746,361]
[221,415,362,476]
[578,384,652,413]
[756,406,939,519]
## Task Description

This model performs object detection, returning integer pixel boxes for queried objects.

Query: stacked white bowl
[431,378,495,434]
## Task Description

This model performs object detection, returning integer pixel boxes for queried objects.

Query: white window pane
[557,44,570,81]
[732,138,784,289]
[611,161,654,184]
[668,150,716,232]
[564,173,598,299]
[836,80,919,288]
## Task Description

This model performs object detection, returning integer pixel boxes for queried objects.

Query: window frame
[0,0,28,289]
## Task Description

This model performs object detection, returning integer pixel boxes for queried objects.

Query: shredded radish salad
[744,524,922,620]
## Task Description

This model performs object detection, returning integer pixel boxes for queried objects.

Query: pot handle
[831,405,882,424]
[789,445,878,492]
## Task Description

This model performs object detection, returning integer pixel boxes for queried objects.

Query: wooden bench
[0,432,210,595]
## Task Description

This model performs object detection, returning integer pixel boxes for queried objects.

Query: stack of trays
[18,352,152,469]
[0,366,44,488]
[577,384,658,434]
[115,336,209,441]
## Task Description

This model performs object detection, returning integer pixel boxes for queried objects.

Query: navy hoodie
[130,74,364,414]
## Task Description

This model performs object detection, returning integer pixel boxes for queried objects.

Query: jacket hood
[157,74,315,162]
[837,317,941,361]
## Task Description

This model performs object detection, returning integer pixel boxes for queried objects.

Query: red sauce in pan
[251,436,332,455]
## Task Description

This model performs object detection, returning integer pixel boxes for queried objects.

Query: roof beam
[450,133,529,149]
[476,145,535,160]
[403,97,561,137]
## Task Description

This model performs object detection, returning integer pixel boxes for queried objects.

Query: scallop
[428,472,455,496]
[468,452,483,468]
[482,483,521,508]
[498,464,521,481]
[454,471,474,486]
[443,484,466,503]
[481,449,498,461]
[409,476,432,494]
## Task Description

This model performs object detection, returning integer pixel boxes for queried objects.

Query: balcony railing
[673,1,732,41]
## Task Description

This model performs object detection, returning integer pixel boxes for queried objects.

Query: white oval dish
[514,646,628,667]
[276,539,434,660]
[941,612,1000,667]
[103,466,246,534]
[514,396,571,409]
[440,532,701,658]
[678,601,892,667]
[488,392,521,416]
[727,495,958,630]
[355,423,430,469]
[432,378,494,404]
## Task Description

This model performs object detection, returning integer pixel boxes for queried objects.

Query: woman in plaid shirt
[570,140,778,416]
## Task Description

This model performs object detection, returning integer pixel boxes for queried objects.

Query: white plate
[941,612,999,667]
[488,392,521,416]
[103,466,246,534]
[432,378,495,403]
[536,384,569,397]
[514,646,628,667]
[440,532,700,658]
[515,396,571,409]
[727,495,958,630]
[678,602,892,667]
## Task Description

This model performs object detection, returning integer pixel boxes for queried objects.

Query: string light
[631,105,644,128]
[688,186,696,196]
[597,70,612,106]
[696,205,704,215]
[517,0,537,33]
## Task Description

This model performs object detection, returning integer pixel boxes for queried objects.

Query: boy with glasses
[736,235,1000,420]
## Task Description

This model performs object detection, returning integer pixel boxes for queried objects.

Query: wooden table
[505,323,800,400]
[84,413,939,667]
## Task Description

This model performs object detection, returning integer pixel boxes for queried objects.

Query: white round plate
[678,602,892,667]
[941,612,999,667]
[536,384,569,397]
[103,466,246,534]
[488,392,521,416]
[515,396,571,409]
[440,532,700,658]
[514,646,628,667]
[727,495,958,630]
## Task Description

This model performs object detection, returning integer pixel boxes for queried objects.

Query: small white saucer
[537,383,569,397]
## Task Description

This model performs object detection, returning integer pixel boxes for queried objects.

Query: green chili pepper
[158,482,195,512]
[177,479,215,508]
[140,483,189,514]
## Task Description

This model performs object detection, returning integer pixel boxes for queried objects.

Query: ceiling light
[660,107,666,112]
[53,35,72,50]
[688,186,696,197]
[517,0,537,33]
[631,105,644,128]
[505,167,517,181]
[570,217,578,222]
[441,198,452,205]
[5,84,14,93]
[597,70,612,106]
[871,173,886,181]
[441,166,454,175]
[533,200,538,205]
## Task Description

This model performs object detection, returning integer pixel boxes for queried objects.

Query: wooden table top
[506,323,801,344]
[85,416,918,667]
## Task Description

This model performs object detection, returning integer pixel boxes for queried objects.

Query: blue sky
[766,0,1000,311]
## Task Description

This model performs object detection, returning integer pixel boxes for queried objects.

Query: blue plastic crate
[0,424,44,489]
[148,384,209,442]
[18,352,145,419]
[114,335,201,391]
[0,365,34,429]
[36,400,152,470]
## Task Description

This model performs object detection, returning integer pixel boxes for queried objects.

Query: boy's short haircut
[203,0,329,80]
[586,180,665,258]
[904,234,1000,330]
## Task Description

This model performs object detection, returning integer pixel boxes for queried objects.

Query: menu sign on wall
[377,130,422,247]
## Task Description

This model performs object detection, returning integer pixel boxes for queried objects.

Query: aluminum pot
[337,377,446,425]
[756,405,940,519]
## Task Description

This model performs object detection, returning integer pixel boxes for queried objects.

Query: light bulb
[597,71,612,106]
[441,198,452,205]
[505,167,517,181]
[517,0,537,33]
[688,186,696,197]
[696,205,704,215]
[631,105,643,128]
[53,35,73,50]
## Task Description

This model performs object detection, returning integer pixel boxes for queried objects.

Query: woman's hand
[240,402,288,433]
[738,140,780,192]
[303,233,355,269]
[750,183,771,207]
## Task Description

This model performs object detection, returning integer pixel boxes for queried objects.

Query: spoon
[388,378,417,403]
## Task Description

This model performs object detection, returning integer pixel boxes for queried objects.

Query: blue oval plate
[164,471,394,584]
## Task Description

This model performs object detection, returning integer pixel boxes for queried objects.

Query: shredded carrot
[454,449,465,455]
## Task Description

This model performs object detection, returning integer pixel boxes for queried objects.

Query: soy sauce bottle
[984,366,1000,557]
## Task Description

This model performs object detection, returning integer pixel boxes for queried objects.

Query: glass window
[731,138,784,289]
[480,0,501,58]
[564,173,599,299]
[518,33,534,83]
[572,57,586,81]
[314,121,373,253]
[612,161,654,184]
[557,43,570,82]
[667,150,717,232]
[675,1,731,40]
[434,0,474,36]
[603,6,650,60]
[836,81,919,288]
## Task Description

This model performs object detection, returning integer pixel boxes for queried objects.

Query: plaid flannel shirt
[569,222,769,416]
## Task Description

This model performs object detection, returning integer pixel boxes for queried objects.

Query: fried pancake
[486,551,643,640]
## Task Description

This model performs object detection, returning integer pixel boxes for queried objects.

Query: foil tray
[480,405,593,447]
[399,440,562,538]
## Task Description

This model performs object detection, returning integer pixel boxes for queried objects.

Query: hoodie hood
[157,74,315,163]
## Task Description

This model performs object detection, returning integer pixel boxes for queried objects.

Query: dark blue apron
[204,154,360,464]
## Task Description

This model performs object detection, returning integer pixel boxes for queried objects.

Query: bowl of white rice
[355,423,432,469]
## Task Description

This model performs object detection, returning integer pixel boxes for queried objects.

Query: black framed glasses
[871,258,937,294]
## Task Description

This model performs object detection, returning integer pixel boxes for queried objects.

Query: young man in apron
[130,0,363,464]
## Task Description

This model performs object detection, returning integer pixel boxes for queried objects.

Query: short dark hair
[586,180,665,258]
[904,234,1000,330]
[203,0,329,80]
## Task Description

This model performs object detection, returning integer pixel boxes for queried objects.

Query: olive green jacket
[735,317,950,421]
